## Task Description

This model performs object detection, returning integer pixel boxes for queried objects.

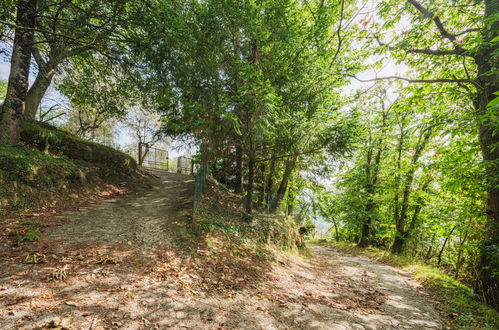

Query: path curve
[304,245,444,329]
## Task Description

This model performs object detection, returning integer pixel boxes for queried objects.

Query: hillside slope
[0,121,142,219]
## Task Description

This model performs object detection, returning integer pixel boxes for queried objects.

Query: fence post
[193,161,207,213]
[138,143,142,166]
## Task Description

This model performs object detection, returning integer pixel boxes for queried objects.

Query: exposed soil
[44,170,196,253]
[0,170,444,329]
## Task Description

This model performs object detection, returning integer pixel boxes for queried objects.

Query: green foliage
[57,56,135,140]
[198,218,240,236]
[311,83,487,284]
[0,143,76,184]
[0,79,7,100]
[132,0,360,211]
[300,220,316,236]
[14,228,41,243]
[12,221,42,243]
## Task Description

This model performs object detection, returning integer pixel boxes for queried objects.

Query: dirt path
[46,170,196,252]
[0,171,444,329]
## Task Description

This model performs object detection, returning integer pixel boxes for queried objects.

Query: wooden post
[138,143,142,166]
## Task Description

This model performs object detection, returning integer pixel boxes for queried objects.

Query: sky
[0,61,9,79]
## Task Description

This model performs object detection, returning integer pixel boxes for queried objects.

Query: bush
[299,220,316,236]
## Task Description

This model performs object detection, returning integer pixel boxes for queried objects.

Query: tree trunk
[391,232,408,254]
[425,233,436,260]
[333,220,340,242]
[358,192,374,248]
[358,109,387,247]
[455,221,470,278]
[0,0,37,144]
[392,121,405,245]
[245,154,255,214]
[474,0,499,310]
[220,145,231,185]
[358,134,374,248]
[437,225,457,267]
[138,143,143,165]
[391,128,431,254]
[24,61,58,120]
[256,162,266,207]
[265,156,276,209]
[234,144,243,194]
[269,157,295,213]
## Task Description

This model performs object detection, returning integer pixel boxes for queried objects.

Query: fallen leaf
[64,301,79,308]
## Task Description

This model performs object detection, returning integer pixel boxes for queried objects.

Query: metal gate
[138,143,193,174]
[138,143,169,170]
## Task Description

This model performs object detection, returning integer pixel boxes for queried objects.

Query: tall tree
[0,0,37,143]
[135,0,358,213]
[0,0,137,143]
[358,88,393,247]
[363,0,498,308]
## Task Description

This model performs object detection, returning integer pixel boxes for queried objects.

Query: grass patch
[14,227,41,243]
[309,239,498,330]
[0,143,76,183]
[198,219,240,236]
[10,220,43,243]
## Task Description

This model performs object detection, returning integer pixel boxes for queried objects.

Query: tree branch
[348,74,475,84]
[330,0,345,66]
[374,34,469,57]
[0,19,110,47]
[31,45,47,68]
[407,0,457,43]
[42,112,65,123]
[411,47,467,56]
[454,28,480,37]
[406,0,477,57]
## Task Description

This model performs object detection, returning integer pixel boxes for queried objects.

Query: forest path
[45,170,196,253]
[0,173,443,329]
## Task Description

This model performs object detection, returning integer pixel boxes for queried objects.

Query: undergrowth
[191,178,306,286]
[11,220,43,243]
[0,143,77,183]
[309,239,499,330]
[194,205,304,253]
